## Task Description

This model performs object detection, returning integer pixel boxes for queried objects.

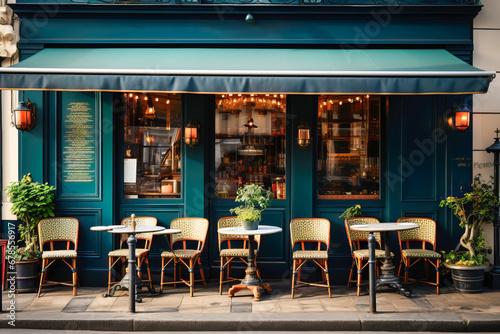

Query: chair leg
[173,260,177,287]
[108,256,113,294]
[160,257,165,293]
[398,260,403,277]
[436,259,440,295]
[291,259,297,299]
[219,257,224,295]
[144,257,153,290]
[189,259,194,297]
[356,259,363,296]
[255,258,261,279]
[347,259,355,287]
[297,260,302,282]
[38,259,47,298]
[404,258,410,284]
[198,257,206,288]
[137,257,143,280]
[72,258,77,296]
[325,260,331,298]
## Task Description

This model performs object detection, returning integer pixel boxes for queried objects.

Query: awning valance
[0,48,494,94]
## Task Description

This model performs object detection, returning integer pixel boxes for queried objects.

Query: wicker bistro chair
[397,217,441,294]
[107,216,157,294]
[345,217,392,296]
[160,218,209,297]
[38,217,79,297]
[290,218,331,299]
[218,217,262,294]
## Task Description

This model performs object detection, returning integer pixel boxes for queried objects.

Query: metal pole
[368,232,376,313]
[127,234,137,313]
[492,149,500,274]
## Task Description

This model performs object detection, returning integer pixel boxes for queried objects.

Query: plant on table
[439,174,498,266]
[230,184,273,224]
[4,173,56,260]
[339,205,363,219]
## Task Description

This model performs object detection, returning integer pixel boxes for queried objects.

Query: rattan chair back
[38,217,79,250]
[217,217,261,252]
[171,217,209,252]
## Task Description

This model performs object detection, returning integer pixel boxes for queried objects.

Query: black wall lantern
[12,98,35,132]
[184,120,199,148]
[451,104,471,131]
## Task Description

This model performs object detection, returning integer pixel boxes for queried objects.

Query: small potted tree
[230,184,273,230]
[440,174,498,292]
[5,173,56,292]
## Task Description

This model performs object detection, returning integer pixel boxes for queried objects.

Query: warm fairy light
[166,100,170,104]
[366,95,370,98]
[238,94,242,97]
[222,94,225,98]
[155,98,159,102]
[277,101,281,106]
[251,97,254,102]
[135,96,139,100]
[144,96,148,100]
[323,101,327,105]
[229,94,233,97]
[329,100,333,104]
[339,101,343,105]
[280,94,284,98]
[356,97,360,101]
[129,93,133,98]
[274,94,277,98]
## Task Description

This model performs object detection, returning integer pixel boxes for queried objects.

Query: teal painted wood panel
[20,91,44,182]
[289,95,316,220]
[16,14,473,46]
[400,95,438,202]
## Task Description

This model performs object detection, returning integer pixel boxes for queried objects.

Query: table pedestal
[375,231,412,297]
[103,234,156,307]
[228,235,271,301]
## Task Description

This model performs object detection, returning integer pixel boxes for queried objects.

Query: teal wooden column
[289,95,317,219]
[183,94,207,218]
[19,91,45,182]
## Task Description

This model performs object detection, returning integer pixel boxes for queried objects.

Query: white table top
[107,225,165,234]
[90,225,127,232]
[153,228,182,235]
[350,222,419,232]
[218,225,282,236]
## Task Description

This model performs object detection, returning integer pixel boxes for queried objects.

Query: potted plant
[339,205,363,219]
[4,173,56,292]
[230,184,273,230]
[439,174,498,293]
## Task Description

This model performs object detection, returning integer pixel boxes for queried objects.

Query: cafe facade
[0,0,496,285]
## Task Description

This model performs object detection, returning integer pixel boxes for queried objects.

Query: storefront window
[120,93,182,199]
[215,94,286,199]
[318,95,380,199]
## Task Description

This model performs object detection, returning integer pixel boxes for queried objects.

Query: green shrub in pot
[230,184,273,230]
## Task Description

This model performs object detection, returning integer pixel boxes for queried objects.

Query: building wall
[473,0,500,262]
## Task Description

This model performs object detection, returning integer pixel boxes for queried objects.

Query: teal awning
[0,48,494,94]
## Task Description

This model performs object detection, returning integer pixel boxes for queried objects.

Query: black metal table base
[103,271,156,302]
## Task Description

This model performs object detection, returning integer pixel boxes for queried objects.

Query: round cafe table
[350,222,418,299]
[91,221,165,313]
[217,225,282,301]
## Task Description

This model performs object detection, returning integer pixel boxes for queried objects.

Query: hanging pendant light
[144,94,156,119]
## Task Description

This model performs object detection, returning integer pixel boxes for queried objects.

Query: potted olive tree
[5,173,55,292]
[230,184,273,230]
[440,174,498,293]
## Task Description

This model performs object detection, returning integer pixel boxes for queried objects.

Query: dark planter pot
[242,220,259,230]
[15,260,40,293]
[444,263,490,293]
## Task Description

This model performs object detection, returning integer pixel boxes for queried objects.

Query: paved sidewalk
[2,281,500,331]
